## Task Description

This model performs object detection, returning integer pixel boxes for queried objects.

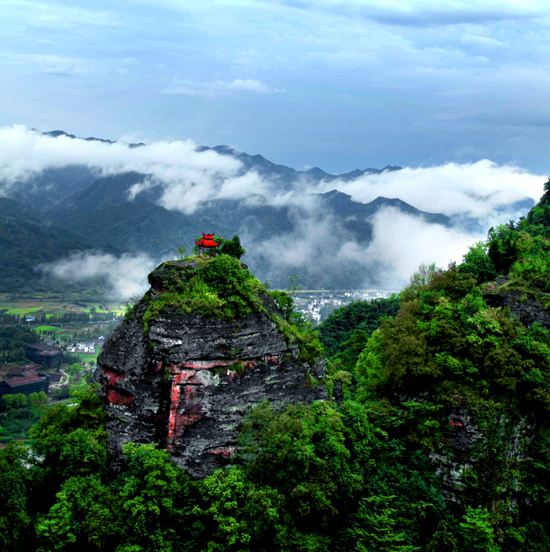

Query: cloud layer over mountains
[38,252,155,298]
[0,126,545,295]
[316,160,542,220]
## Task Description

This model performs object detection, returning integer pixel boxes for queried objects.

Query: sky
[2,0,550,174]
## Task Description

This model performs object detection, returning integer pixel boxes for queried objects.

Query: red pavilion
[195,232,218,257]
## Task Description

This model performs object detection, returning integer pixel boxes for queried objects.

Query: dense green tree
[331,328,371,371]
[458,242,496,283]
[233,401,362,549]
[0,443,33,552]
[114,443,196,552]
[459,507,499,552]
[317,296,400,359]
[194,468,254,552]
[486,222,519,275]
[36,475,115,552]
[347,495,417,552]
[219,235,246,260]
[3,393,28,410]
[427,521,458,552]
[28,387,108,514]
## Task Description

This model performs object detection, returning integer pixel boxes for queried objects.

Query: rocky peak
[95,257,327,478]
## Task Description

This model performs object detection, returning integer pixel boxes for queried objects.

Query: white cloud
[362,207,477,289]
[228,79,284,93]
[268,0,541,23]
[461,34,504,47]
[244,202,479,291]
[15,54,91,76]
[312,160,544,221]
[0,125,247,213]
[1,1,116,28]
[0,125,306,214]
[163,79,281,97]
[37,252,157,297]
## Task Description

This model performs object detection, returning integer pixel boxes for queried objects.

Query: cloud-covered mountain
[197,143,403,189]
[0,126,541,295]
[0,197,111,294]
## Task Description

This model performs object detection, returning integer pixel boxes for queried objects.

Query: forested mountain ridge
[4,165,100,213]
[3,184,550,550]
[318,296,399,360]
[318,190,452,227]
[197,143,403,189]
[0,197,43,222]
[44,173,452,255]
[0,197,112,294]
[7,130,400,212]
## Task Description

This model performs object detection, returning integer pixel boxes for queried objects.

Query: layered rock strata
[95,261,326,478]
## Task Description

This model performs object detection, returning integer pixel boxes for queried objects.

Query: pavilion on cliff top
[195,232,219,257]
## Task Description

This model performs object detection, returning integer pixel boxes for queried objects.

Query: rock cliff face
[484,279,550,333]
[431,279,544,503]
[95,260,326,479]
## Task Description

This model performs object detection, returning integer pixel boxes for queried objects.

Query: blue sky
[1,0,549,174]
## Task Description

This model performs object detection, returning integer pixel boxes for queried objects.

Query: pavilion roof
[196,233,218,247]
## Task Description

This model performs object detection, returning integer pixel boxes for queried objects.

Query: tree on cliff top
[219,234,246,260]
[192,234,246,260]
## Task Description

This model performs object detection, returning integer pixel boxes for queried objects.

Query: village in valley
[0,300,124,444]
[0,284,395,446]
[295,289,397,324]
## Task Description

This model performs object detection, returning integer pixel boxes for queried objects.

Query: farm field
[35,325,72,336]
[0,296,126,317]
[78,347,102,364]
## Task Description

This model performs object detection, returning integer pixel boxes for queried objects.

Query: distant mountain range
[0,197,116,294]
[0,130,536,294]
[197,143,403,188]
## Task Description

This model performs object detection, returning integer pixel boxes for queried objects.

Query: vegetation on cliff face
[4,190,550,551]
[317,296,401,366]
[142,254,266,326]
[138,252,325,368]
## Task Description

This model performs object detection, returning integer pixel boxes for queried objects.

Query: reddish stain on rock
[103,368,126,386]
[153,287,169,294]
[211,447,235,458]
[106,388,135,405]
[167,368,208,450]
[180,404,203,427]
[167,379,181,448]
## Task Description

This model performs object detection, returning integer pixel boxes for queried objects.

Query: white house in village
[67,342,96,354]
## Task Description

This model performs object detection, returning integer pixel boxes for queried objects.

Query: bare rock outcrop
[95,260,326,478]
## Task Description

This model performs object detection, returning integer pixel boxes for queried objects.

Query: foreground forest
[3,184,550,551]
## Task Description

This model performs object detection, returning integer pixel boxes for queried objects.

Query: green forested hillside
[0,198,107,294]
[2,184,550,551]
[317,296,401,359]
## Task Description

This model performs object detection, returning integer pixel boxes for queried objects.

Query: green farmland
[0,296,126,318]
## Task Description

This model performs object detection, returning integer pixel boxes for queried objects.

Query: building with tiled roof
[0,364,50,397]
[24,343,62,369]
